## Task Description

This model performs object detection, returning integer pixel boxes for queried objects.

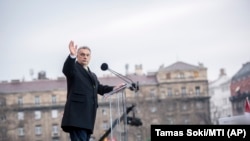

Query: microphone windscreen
[101,63,108,71]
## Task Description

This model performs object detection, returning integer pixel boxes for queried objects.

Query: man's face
[77,48,91,66]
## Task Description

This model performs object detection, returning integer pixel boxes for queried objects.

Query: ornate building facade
[0,61,210,141]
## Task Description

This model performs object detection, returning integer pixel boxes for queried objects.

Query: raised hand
[69,40,78,56]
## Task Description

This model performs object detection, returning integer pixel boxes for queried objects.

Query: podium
[99,84,135,141]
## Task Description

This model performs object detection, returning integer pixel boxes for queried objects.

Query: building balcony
[10,102,65,110]
[229,92,250,102]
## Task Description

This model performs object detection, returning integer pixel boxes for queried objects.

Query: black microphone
[100,63,139,92]
[101,63,108,71]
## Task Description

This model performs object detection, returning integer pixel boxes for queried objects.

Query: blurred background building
[0,61,249,141]
[209,68,232,124]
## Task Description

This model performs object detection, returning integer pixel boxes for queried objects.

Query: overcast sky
[0,0,249,82]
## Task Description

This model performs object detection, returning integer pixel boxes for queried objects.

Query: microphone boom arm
[101,63,139,92]
[108,68,132,84]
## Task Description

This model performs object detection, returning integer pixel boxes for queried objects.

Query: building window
[52,124,59,133]
[34,96,40,105]
[194,71,199,78]
[17,111,24,120]
[166,73,171,79]
[181,87,186,96]
[0,114,6,122]
[34,110,41,120]
[17,97,23,105]
[102,108,107,116]
[17,127,24,136]
[166,117,174,124]
[0,127,7,139]
[35,125,42,135]
[52,95,57,104]
[102,120,109,130]
[150,89,156,98]
[150,106,157,113]
[51,109,58,118]
[181,103,187,111]
[167,88,173,96]
[167,104,175,112]
[178,72,185,79]
[0,99,5,106]
[52,124,59,137]
[175,89,179,95]
[183,118,189,124]
[196,102,203,109]
[195,86,200,95]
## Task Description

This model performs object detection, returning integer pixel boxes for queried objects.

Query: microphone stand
[100,63,139,141]
[98,104,135,141]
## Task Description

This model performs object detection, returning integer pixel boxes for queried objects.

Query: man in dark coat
[61,40,123,141]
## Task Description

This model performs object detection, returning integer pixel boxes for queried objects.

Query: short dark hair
[78,46,91,53]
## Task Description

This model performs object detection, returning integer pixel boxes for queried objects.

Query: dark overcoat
[61,55,114,134]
